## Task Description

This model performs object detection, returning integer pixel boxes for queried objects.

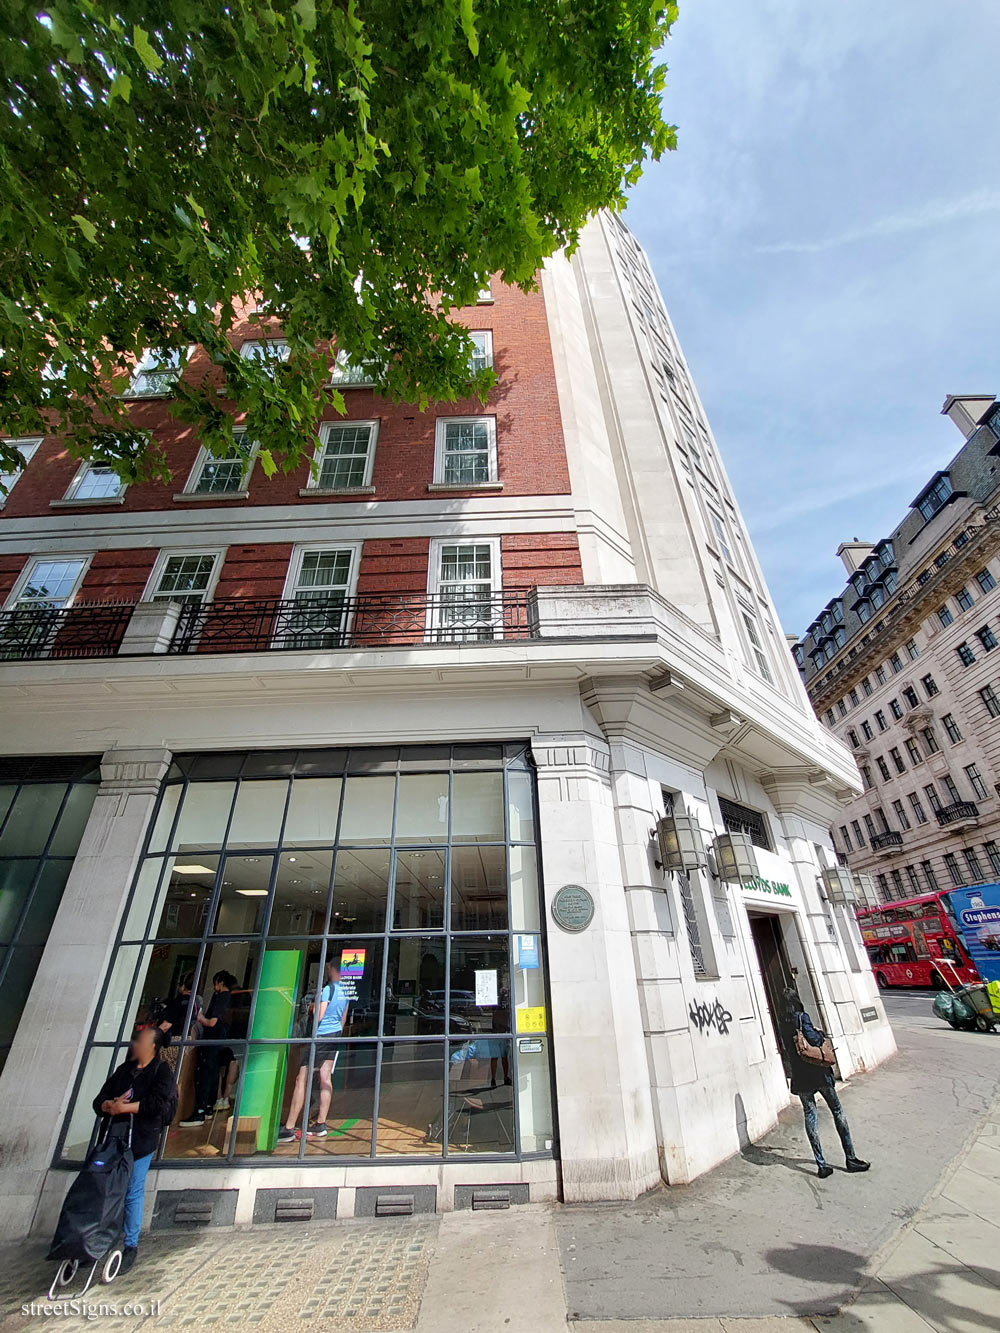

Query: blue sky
[624,1,1000,635]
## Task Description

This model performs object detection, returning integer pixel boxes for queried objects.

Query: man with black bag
[780,987,870,1179]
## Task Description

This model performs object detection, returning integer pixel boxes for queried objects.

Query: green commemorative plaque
[551,884,595,933]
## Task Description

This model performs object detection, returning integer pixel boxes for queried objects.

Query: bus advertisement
[855,890,979,989]
[946,883,1000,1013]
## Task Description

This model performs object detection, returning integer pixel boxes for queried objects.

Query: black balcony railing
[936,800,979,827]
[870,830,904,853]
[0,603,134,660]
[170,590,535,654]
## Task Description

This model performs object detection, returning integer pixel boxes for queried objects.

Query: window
[964,764,989,801]
[942,713,963,743]
[860,765,873,790]
[477,281,494,303]
[838,700,848,718]
[185,434,256,496]
[921,674,939,698]
[921,727,939,755]
[892,800,910,831]
[905,866,921,894]
[876,873,889,899]
[145,551,222,605]
[870,586,886,610]
[980,685,1000,718]
[862,721,874,741]
[889,652,903,674]
[944,853,965,887]
[717,796,772,851]
[957,641,977,666]
[856,601,872,624]
[976,625,998,652]
[908,793,927,825]
[963,848,985,883]
[916,472,953,521]
[875,665,887,685]
[329,351,378,386]
[905,738,923,766]
[863,814,877,840]
[905,638,919,660]
[59,743,550,1165]
[876,756,891,782]
[742,613,774,684]
[708,510,734,564]
[310,421,378,491]
[429,539,501,642]
[921,861,939,891]
[875,710,887,731]
[0,437,42,504]
[851,820,866,847]
[849,688,860,707]
[923,783,942,813]
[469,331,494,373]
[889,698,903,720]
[127,347,184,397]
[975,568,996,594]
[847,730,860,749]
[956,586,974,612]
[889,747,906,774]
[917,569,931,586]
[3,557,88,613]
[861,676,873,696]
[985,841,1000,877]
[240,339,290,370]
[63,462,125,503]
[839,825,853,852]
[903,687,920,708]
[825,709,836,726]
[942,774,961,804]
[890,869,904,896]
[937,605,954,628]
[433,417,498,487]
[875,807,891,833]
[280,546,358,649]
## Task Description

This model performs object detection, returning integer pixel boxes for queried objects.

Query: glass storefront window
[61,744,554,1165]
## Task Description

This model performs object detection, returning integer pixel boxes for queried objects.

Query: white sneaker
[213,1097,230,1111]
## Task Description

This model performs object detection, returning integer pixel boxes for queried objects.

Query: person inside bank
[180,970,236,1127]
[92,1024,178,1273]
[278,957,350,1142]
[780,987,870,1179]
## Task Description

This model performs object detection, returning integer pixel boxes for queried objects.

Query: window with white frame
[146,552,222,605]
[4,557,89,612]
[240,339,290,371]
[433,417,497,486]
[708,509,733,564]
[311,421,377,490]
[0,438,42,503]
[127,347,185,397]
[63,462,125,502]
[329,350,378,386]
[742,611,774,684]
[429,540,500,641]
[279,546,357,648]
[476,282,493,303]
[185,433,255,495]
[469,331,493,373]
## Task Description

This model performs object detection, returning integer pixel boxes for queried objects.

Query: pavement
[0,990,997,1333]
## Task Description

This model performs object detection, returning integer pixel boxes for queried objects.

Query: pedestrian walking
[780,987,870,1179]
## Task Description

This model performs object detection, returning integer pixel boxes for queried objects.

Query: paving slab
[876,1229,1000,1333]
[810,1278,936,1332]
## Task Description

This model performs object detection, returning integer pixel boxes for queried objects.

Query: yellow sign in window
[516,1005,547,1034]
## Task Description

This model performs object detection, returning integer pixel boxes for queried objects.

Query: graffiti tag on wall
[688,996,733,1036]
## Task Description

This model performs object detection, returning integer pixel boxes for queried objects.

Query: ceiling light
[236,889,268,897]
[174,864,215,874]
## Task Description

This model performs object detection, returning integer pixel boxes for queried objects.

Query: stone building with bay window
[0,214,893,1240]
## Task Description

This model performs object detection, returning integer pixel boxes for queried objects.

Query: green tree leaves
[0,2,675,485]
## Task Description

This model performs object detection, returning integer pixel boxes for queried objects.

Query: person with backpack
[92,1024,178,1273]
[779,987,870,1179]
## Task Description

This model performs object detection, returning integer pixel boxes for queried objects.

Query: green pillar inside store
[242,949,301,1151]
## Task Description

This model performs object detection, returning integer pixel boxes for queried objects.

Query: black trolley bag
[48,1116,133,1264]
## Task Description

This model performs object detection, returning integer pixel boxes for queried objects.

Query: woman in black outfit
[92,1025,177,1272]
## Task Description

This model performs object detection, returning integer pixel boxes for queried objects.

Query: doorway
[748,912,798,1053]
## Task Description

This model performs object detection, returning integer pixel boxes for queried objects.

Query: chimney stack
[941,394,996,440]
[836,540,875,574]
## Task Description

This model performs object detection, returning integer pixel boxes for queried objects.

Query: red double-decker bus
[855,890,980,989]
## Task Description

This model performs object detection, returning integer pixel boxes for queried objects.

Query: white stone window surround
[0,437,42,506]
[124,346,193,398]
[430,415,501,492]
[176,430,258,502]
[141,547,227,605]
[300,420,379,497]
[2,552,93,611]
[280,540,363,602]
[54,460,128,507]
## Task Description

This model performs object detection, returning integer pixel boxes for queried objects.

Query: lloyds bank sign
[745,875,793,898]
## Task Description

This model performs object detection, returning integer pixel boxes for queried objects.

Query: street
[0,987,996,1332]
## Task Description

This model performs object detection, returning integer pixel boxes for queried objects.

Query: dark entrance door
[749,912,796,1053]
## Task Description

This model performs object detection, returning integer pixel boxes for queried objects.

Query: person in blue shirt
[278,958,350,1143]
[780,987,870,1179]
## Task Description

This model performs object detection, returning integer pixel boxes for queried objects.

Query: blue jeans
[124,1152,153,1248]
[799,1074,856,1168]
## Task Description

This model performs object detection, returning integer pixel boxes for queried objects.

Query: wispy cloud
[745,456,943,533]
[755,189,1000,255]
